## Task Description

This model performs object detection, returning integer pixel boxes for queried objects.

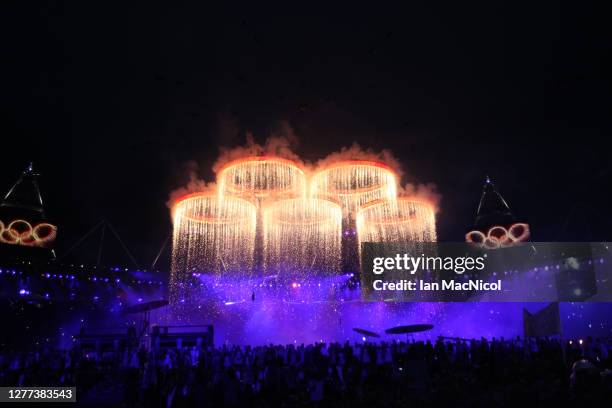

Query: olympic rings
[508,223,530,242]
[466,223,530,248]
[0,219,57,247]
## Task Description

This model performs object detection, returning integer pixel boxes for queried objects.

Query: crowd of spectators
[1,337,611,407]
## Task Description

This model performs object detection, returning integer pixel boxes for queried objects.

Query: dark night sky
[1,2,610,269]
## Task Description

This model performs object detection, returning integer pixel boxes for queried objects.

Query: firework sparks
[310,160,397,219]
[356,198,437,245]
[217,156,307,205]
[170,193,257,304]
[263,198,342,277]
[169,148,439,319]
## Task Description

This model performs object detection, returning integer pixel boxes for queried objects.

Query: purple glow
[160,271,612,345]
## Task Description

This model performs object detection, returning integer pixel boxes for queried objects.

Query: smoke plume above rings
[168,124,441,213]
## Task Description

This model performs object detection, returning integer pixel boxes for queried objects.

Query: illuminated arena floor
[160,275,612,345]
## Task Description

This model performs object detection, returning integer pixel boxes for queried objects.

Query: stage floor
[162,275,612,344]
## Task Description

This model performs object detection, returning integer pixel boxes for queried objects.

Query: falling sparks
[170,148,438,321]
[160,143,612,345]
[217,156,307,205]
[263,198,342,277]
[310,160,398,220]
[216,156,308,277]
[170,193,257,303]
[356,198,437,245]
[171,157,437,284]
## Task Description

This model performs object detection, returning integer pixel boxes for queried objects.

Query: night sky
[1,3,610,269]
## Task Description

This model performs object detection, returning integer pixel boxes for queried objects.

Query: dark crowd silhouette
[1,337,611,407]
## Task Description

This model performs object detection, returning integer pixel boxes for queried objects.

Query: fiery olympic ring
[465,223,529,248]
[0,219,57,246]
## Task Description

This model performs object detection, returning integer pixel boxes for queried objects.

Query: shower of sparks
[170,154,438,321]
[217,156,307,205]
[161,152,612,345]
[356,198,437,246]
[263,197,342,277]
[216,156,308,277]
[170,193,257,303]
[310,160,397,220]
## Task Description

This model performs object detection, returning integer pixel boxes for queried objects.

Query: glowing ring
[20,235,37,245]
[317,159,396,172]
[0,229,19,244]
[217,156,307,198]
[7,220,32,240]
[33,223,58,242]
[508,223,530,242]
[0,219,56,246]
[483,236,500,249]
[173,193,256,225]
[311,161,397,195]
[465,230,486,244]
[466,223,530,248]
[356,198,437,244]
[357,198,435,225]
[217,155,306,174]
[488,225,509,244]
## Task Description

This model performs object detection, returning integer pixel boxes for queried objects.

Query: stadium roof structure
[0,163,55,259]
[473,176,516,229]
[1,163,46,216]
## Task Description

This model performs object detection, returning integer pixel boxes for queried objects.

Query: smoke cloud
[212,121,305,173]
[313,143,404,179]
[398,182,442,212]
[168,121,441,213]
[167,160,217,212]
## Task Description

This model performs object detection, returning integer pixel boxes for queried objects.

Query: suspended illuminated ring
[217,156,307,198]
[0,219,57,246]
[356,198,437,245]
[33,223,58,242]
[311,160,398,195]
[357,198,435,225]
[466,223,530,248]
[465,230,486,244]
[311,160,397,196]
[173,193,257,225]
[488,226,508,242]
[0,220,18,244]
[508,223,530,241]
[484,236,500,249]
[7,219,32,239]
